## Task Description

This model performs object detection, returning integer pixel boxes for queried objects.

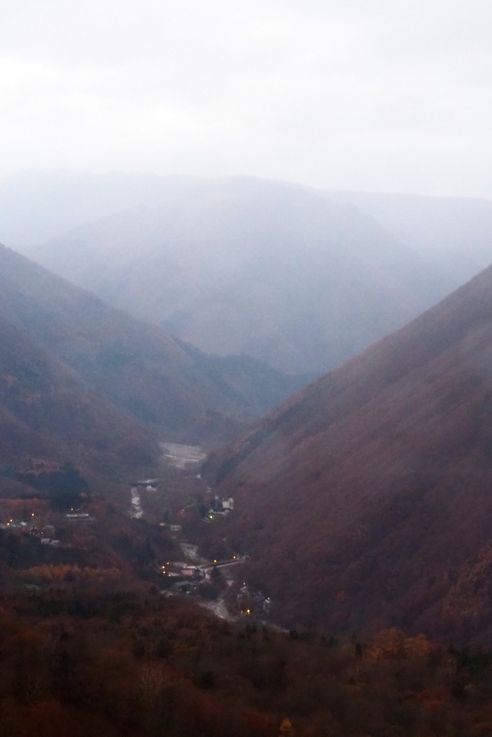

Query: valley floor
[2,439,492,737]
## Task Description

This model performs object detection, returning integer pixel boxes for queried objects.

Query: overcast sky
[1,0,492,197]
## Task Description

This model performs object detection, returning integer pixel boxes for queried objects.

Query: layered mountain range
[4,172,492,644]
[5,173,492,375]
[207,263,492,643]
[0,242,303,495]
[10,175,452,374]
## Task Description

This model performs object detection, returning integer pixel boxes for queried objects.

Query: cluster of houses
[160,560,204,581]
[206,496,234,520]
[0,517,61,547]
[135,478,158,491]
[40,536,60,547]
[158,522,183,536]
[27,523,60,546]
[167,495,235,528]
[65,511,93,522]
[159,560,207,595]
[236,581,272,618]
[0,518,30,530]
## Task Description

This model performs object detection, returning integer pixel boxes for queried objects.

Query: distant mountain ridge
[206,263,492,644]
[0,241,306,496]
[24,176,447,374]
[5,172,492,375]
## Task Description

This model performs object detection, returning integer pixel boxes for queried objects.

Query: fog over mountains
[331,191,492,284]
[0,240,308,499]
[4,170,492,636]
[6,2,492,732]
[5,172,492,375]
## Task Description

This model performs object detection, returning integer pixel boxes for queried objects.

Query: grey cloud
[1,0,492,196]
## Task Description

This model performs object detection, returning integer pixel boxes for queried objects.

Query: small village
[0,513,60,547]
[0,505,95,548]
[127,444,274,622]
[0,442,273,621]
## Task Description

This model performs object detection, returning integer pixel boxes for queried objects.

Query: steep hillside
[207,264,492,643]
[0,243,303,444]
[29,177,439,374]
[0,314,157,497]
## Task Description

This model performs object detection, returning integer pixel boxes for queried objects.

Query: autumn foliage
[1,589,492,737]
[207,265,492,642]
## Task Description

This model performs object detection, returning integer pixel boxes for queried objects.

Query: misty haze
[2,2,492,736]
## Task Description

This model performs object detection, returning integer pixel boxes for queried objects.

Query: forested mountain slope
[0,243,302,445]
[207,264,492,643]
[0,313,157,497]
